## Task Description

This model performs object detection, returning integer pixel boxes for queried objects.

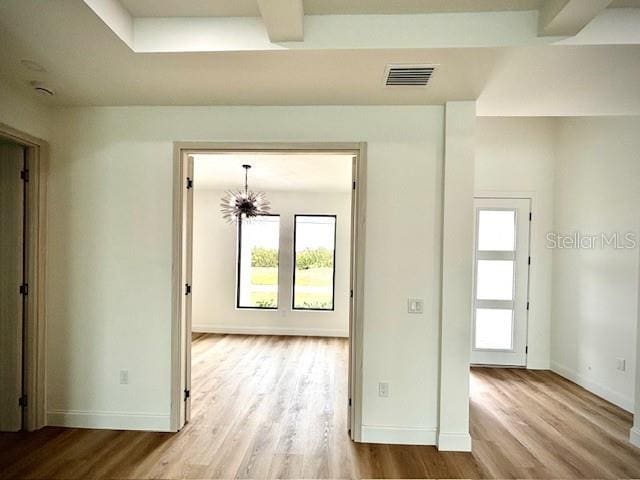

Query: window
[293,215,336,310]
[237,215,280,309]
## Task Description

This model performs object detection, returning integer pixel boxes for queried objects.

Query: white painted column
[437,101,476,452]
[632,249,640,448]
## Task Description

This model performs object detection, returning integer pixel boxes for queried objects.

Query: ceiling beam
[538,0,613,36]
[257,0,304,42]
[83,0,134,48]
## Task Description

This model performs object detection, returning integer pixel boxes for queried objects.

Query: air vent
[384,64,437,87]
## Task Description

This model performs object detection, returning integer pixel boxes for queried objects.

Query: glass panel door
[471,198,531,366]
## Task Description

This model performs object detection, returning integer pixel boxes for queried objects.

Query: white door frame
[0,122,48,431]
[475,191,539,369]
[170,142,367,441]
[471,195,532,367]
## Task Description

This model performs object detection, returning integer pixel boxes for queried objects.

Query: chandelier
[220,164,270,223]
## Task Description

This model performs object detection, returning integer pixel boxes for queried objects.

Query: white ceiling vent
[384,64,437,87]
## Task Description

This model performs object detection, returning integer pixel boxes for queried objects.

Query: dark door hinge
[18,395,27,407]
[352,181,356,190]
[526,301,530,310]
[186,177,193,189]
[348,398,352,407]
[19,283,28,296]
[20,169,29,182]
[525,346,529,354]
[184,389,191,401]
[528,256,531,265]
[185,283,192,295]
[350,289,353,298]
[529,212,532,221]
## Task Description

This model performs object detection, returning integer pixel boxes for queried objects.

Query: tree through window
[237,215,280,309]
[293,215,336,310]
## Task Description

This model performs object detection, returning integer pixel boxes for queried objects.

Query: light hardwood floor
[0,334,638,479]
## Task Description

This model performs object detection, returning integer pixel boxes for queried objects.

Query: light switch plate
[616,358,626,371]
[378,382,389,397]
[408,298,424,314]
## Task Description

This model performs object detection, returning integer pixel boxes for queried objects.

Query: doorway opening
[0,123,47,432]
[171,144,366,443]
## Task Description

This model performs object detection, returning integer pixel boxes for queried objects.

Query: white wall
[46,106,449,441]
[475,117,556,369]
[0,80,51,141]
[438,101,476,452]
[551,116,640,413]
[634,254,640,446]
[192,188,352,337]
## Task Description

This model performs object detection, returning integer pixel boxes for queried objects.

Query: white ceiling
[0,0,639,115]
[610,0,640,6]
[120,0,542,18]
[0,0,498,106]
[193,153,353,192]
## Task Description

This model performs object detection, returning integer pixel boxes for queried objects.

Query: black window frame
[292,214,337,312]
[236,213,281,310]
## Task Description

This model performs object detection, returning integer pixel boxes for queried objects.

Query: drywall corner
[438,101,476,451]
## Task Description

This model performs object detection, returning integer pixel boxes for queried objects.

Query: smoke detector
[20,59,46,73]
[29,81,54,96]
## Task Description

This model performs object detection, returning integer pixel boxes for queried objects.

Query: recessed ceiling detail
[119,0,542,18]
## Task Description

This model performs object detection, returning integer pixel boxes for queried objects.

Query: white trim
[47,410,171,431]
[630,427,640,448]
[437,432,472,451]
[361,425,437,445]
[475,190,548,371]
[192,324,348,338]
[0,122,49,431]
[551,361,634,413]
[172,142,366,438]
[475,189,537,199]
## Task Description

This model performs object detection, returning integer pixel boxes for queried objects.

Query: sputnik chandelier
[220,164,270,223]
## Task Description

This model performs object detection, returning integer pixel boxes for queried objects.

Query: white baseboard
[437,432,472,452]
[550,361,634,413]
[631,427,640,448]
[360,425,437,445]
[47,410,172,431]
[192,324,348,338]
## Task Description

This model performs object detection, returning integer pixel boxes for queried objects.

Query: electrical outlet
[119,370,129,385]
[378,382,389,397]
[407,298,424,314]
[616,358,626,372]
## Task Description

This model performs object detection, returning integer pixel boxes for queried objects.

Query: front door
[471,198,531,366]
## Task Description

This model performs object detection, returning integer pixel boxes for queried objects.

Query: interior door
[471,198,530,366]
[0,142,25,431]
[182,155,194,425]
[348,154,356,438]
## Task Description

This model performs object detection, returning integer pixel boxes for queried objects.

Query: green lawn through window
[248,266,333,308]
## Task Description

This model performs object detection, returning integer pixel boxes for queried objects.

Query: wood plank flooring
[470,367,640,478]
[0,334,638,479]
